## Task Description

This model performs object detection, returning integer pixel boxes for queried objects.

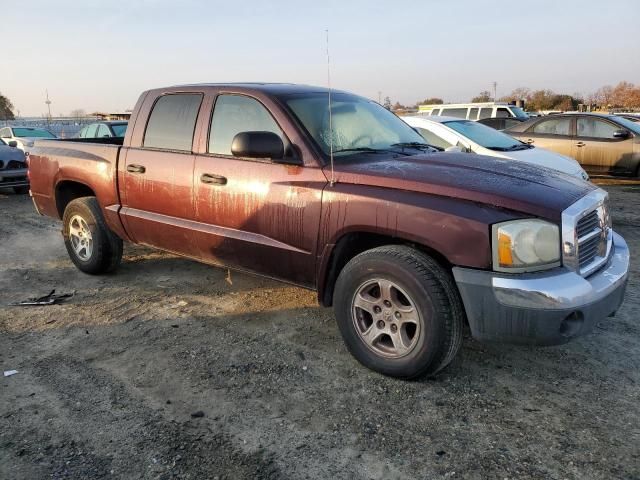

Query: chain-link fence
[0,117,102,138]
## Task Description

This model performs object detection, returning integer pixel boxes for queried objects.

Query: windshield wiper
[333,147,388,154]
[333,147,412,156]
[506,144,533,151]
[390,142,441,151]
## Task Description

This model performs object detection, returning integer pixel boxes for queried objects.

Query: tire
[62,197,123,274]
[334,245,464,379]
[13,186,29,194]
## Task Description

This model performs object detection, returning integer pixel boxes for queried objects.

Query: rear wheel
[333,245,464,378]
[62,197,123,274]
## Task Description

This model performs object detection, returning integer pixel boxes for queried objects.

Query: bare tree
[69,109,87,119]
[0,92,15,120]
[471,91,492,102]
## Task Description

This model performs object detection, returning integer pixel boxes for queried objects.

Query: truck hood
[324,152,596,221]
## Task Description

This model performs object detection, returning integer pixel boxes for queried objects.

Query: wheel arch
[318,231,452,307]
[55,180,97,218]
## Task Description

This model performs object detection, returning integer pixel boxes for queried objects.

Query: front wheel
[62,197,123,274]
[334,245,464,378]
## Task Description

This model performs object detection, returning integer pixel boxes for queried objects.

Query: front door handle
[576,141,586,147]
[200,173,227,185]
[127,164,146,174]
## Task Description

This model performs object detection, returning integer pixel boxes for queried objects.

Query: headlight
[581,171,590,181]
[492,219,561,272]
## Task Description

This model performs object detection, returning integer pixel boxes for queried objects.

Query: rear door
[574,116,635,174]
[191,93,325,287]
[519,116,575,157]
[119,92,203,254]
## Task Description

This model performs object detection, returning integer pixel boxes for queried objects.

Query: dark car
[506,113,640,176]
[476,117,525,131]
[76,121,128,139]
[0,138,29,193]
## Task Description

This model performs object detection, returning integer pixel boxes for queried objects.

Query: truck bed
[28,138,123,227]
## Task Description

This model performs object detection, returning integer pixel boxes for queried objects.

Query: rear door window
[478,108,492,119]
[441,108,467,119]
[209,95,283,155]
[143,93,203,151]
[530,117,572,136]
[468,108,479,120]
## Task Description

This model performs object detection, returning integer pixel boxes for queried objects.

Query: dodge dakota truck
[27,84,629,378]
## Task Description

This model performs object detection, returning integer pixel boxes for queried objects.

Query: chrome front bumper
[453,231,629,345]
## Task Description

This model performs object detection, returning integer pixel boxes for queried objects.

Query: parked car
[0,126,57,152]
[476,116,526,131]
[418,102,530,121]
[402,115,589,180]
[506,113,640,176]
[0,138,29,193]
[27,83,629,378]
[75,121,128,139]
[616,114,640,123]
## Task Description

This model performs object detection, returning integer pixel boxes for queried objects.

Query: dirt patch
[1,186,639,479]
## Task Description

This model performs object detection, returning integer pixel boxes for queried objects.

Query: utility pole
[378,91,382,104]
[45,89,52,126]
[492,82,497,102]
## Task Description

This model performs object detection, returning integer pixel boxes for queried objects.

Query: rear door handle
[576,141,586,147]
[200,173,227,185]
[127,164,146,174]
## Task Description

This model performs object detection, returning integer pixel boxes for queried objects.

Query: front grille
[575,205,610,275]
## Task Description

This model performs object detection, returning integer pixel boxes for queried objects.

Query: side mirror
[231,131,284,159]
[8,140,18,148]
[613,129,630,139]
[445,145,464,153]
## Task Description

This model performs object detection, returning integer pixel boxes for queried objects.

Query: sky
[2,0,639,116]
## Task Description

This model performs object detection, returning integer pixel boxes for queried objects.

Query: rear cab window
[143,93,203,151]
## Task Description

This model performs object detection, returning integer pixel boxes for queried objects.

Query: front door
[120,93,203,254]
[574,116,635,174]
[192,94,325,287]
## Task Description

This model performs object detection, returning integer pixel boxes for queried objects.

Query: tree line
[393,81,640,112]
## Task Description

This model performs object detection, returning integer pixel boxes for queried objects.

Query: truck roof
[169,83,351,96]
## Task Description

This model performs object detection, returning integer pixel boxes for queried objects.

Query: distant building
[91,111,132,121]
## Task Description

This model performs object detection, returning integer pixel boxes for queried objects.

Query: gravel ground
[1,184,639,480]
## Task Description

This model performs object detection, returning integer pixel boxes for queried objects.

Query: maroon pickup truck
[27,84,629,378]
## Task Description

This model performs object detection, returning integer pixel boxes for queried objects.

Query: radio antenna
[326,29,335,186]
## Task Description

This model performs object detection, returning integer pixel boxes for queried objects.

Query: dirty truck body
[27,84,629,378]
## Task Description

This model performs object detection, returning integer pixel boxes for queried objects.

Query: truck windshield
[12,128,56,138]
[443,120,528,151]
[281,92,428,159]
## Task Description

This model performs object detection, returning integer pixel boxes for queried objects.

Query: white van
[418,102,529,121]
